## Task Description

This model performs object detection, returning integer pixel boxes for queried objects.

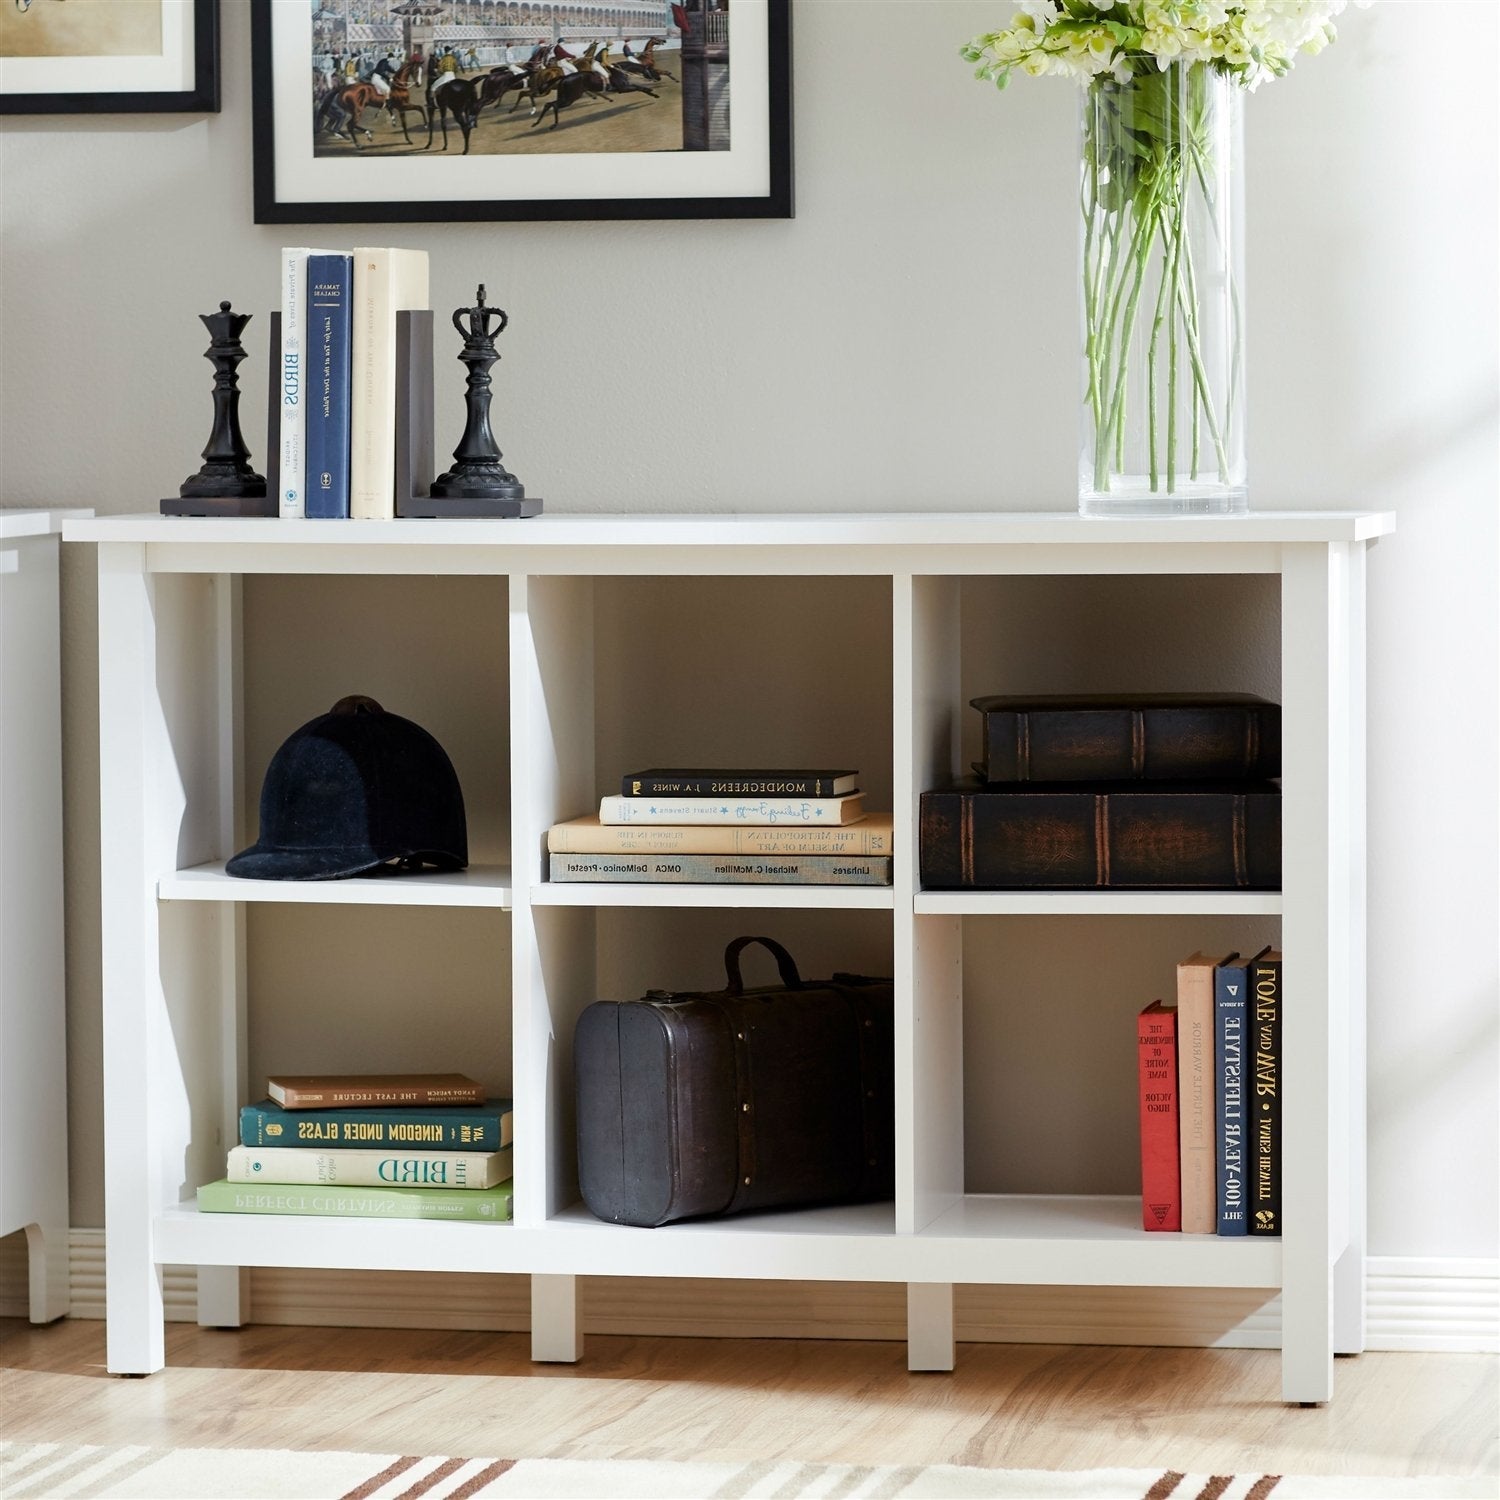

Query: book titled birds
[1137,950,1281,1237]
[203,1074,514,1224]
[275,245,428,523]
[549,767,891,886]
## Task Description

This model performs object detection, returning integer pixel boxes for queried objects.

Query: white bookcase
[67,510,1392,1404]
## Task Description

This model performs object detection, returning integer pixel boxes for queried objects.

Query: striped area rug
[0,1444,1491,1499]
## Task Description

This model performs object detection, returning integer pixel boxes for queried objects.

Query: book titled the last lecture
[549,853,891,886]
[598,793,865,826]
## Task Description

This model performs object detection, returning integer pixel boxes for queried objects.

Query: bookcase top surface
[64,509,1396,549]
[2,507,91,540]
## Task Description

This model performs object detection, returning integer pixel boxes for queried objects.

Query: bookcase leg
[531,1273,583,1363]
[23,1219,69,1324]
[1334,541,1368,1359]
[197,1266,247,1328]
[906,1282,955,1372]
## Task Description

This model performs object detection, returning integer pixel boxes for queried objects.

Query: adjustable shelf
[158,861,514,908]
[71,508,1391,1404]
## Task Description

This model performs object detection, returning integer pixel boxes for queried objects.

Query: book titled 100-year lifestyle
[198,1179,514,1223]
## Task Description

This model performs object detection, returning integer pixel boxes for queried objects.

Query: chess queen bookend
[162,302,275,518]
[406,285,541,520]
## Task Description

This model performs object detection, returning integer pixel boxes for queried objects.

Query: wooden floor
[1,1319,1495,1482]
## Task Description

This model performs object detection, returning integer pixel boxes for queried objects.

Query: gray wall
[2,1,1495,1259]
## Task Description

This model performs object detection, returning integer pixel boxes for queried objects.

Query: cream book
[227,1143,511,1190]
[1176,951,1233,1234]
[597,792,866,827]
[349,247,429,519]
[549,812,894,856]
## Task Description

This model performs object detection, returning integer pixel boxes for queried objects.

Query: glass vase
[1078,61,1246,516]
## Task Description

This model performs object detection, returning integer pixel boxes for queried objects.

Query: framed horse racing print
[0,0,219,115]
[250,0,791,223]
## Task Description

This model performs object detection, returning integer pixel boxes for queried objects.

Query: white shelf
[154,1201,516,1276]
[152,1195,1278,1291]
[158,862,513,908]
[915,891,1284,916]
[532,881,894,910]
[917,1195,1281,1289]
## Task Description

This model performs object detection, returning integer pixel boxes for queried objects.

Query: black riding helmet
[227,695,468,880]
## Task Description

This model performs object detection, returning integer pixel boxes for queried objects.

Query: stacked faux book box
[548,768,893,886]
[198,1074,515,1223]
[919,694,1281,892]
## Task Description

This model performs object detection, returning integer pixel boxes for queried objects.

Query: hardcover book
[1176,951,1234,1234]
[239,1097,512,1151]
[197,1179,514,1223]
[621,769,859,798]
[304,251,353,519]
[1249,948,1283,1237]
[226,1143,512,1189]
[1138,1000,1180,1231]
[918,779,1280,889]
[266,1073,483,1109]
[970,693,1281,783]
[350,247,429,519]
[598,793,866,827]
[547,813,894,857]
[548,853,892,886]
[1215,949,1269,1235]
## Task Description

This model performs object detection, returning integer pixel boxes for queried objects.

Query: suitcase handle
[723,936,803,994]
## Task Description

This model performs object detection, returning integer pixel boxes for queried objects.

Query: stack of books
[198,1073,514,1223]
[547,768,893,886]
[276,245,429,521]
[1138,948,1283,1237]
[920,694,1283,889]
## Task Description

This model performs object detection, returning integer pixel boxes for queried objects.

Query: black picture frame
[0,0,219,116]
[250,0,792,224]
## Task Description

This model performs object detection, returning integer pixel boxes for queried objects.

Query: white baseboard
[4,1229,1495,1353]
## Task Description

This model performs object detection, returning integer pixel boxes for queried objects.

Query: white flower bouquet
[963,2,1358,512]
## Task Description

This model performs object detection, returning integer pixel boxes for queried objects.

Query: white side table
[0,510,84,1322]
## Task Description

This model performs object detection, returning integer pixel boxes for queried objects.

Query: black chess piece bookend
[162,301,275,518]
[404,284,541,519]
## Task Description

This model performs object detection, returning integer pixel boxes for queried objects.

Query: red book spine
[1138,1001,1181,1231]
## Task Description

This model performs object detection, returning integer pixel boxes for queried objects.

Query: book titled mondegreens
[198,1179,514,1222]
[239,1097,512,1151]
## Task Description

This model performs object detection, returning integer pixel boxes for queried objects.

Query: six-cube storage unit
[69,509,1392,1404]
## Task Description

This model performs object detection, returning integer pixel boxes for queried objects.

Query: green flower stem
[1097,203,1155,492]
[1173,233,1230,482]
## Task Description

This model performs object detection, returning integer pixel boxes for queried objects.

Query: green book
[196,1178,513,1223]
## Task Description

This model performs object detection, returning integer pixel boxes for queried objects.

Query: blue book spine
[304,253,353,518]
[1215,955,1252,1235]
[238,1097,513,1151]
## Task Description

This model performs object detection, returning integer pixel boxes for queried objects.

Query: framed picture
[0,0,219,115]
[250,0,791,223]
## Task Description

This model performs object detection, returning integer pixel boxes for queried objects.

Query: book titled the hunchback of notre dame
[970,694,1281,783]
[918,779,1281,889]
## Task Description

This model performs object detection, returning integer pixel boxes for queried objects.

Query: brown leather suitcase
[574,936,894,1227]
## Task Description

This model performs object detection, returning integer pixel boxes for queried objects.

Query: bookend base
[160,494,279,518]
[399,494,545,519]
